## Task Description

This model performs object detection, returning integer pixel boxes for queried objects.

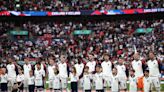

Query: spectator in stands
[0,0,163,11]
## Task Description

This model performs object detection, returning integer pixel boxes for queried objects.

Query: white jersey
[28,76,35,85]
[34,69,45,86]
[82,73,92,90]
[23,64,32,78]
[69,73,79,82]
[143,77,152,92]
[101,61,112,76]
[131,60,143,78]
[58,62,68,78]
[48,65,55,80]
[129,76,137,92]
[116,64,126,78]
[93,73,103,90]
[53,74,61,89]
[111,74,119,92]
[16,74,25,82]
[86,61,96,73]
[0,74,8,83]
[7,64,16,79]
[147,59,160,77]
[74,63,84,77]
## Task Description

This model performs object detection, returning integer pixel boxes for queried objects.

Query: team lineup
[0,51,161,92]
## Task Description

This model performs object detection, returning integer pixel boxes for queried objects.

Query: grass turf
[45,82,164,91]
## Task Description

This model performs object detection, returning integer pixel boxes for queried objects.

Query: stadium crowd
[0,19,163,63]
[0,0,163,11]
[0,19,163,92]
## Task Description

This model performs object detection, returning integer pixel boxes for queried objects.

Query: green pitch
[45,82,164,91]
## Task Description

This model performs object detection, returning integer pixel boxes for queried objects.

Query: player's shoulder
[86,62,90,65]
[74,63,78,67]
[58,62,62,65]
[101,61,105,65]
[131,60,135,63]
[147,59,151,62]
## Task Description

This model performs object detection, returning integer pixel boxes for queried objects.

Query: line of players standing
[0,51,161,92]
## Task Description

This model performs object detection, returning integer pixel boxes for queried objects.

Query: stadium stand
[0,0,163,11]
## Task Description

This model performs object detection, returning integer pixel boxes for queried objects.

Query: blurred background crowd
[0,0,163,11]
[0,19,163,77]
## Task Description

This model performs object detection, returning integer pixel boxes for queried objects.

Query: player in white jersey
[93,65,104,92]
[0,68,8,92]
[115,58,127,91]
[16,69,25,92]
[129,69,137,92]
[143,69,152,92]
[58,55,68,91]
[34,63,45,92]
[6,58,17,92]
[47,58,56,92]
[74,58,84,88]
[101,53,112,89]
[28,70,35,92]
[131,53,144,78]
[147,52,160,92]
[82,66,92,92]
[86,54,96,73]
[23,58,32,92]
[74,58,84,77]
[111,67,119,92]
[53,67,61,92]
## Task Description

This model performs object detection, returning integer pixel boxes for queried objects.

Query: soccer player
[58,54,68,91]
[131,52,144,90]
[47,58,55,92]
[143,69,152,92]
[86,54,96,73]
[23,58,32,92]
[131,53,144,78]
[53,68,61,92]
[16,69,25,92]
[147,51,160,92]
[34,63,45,92]
[82,66,92,92]
[6,58,17,92]
[70,67,79,92]
[93,65,104,92]
[28,70,35,92]
[0,67,8,92]
[101,53,112,89]
[74,57,84,88]
[115,58,127,91]
[111,67,119,92]
[129,69,137,92]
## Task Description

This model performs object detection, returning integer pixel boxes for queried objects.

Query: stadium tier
[0,0,163,11]
[0,0,164,16]
[0,8,164,16]
[0,20,163,62]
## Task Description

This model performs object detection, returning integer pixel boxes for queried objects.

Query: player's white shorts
[103,75,111,87]
[118,77,127,89]
[24,77,28,88]
[78,79,83,88]
[61,78,67,89]
[150,76,160,88]
[49,79,54,89]
[8,77,16,87]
